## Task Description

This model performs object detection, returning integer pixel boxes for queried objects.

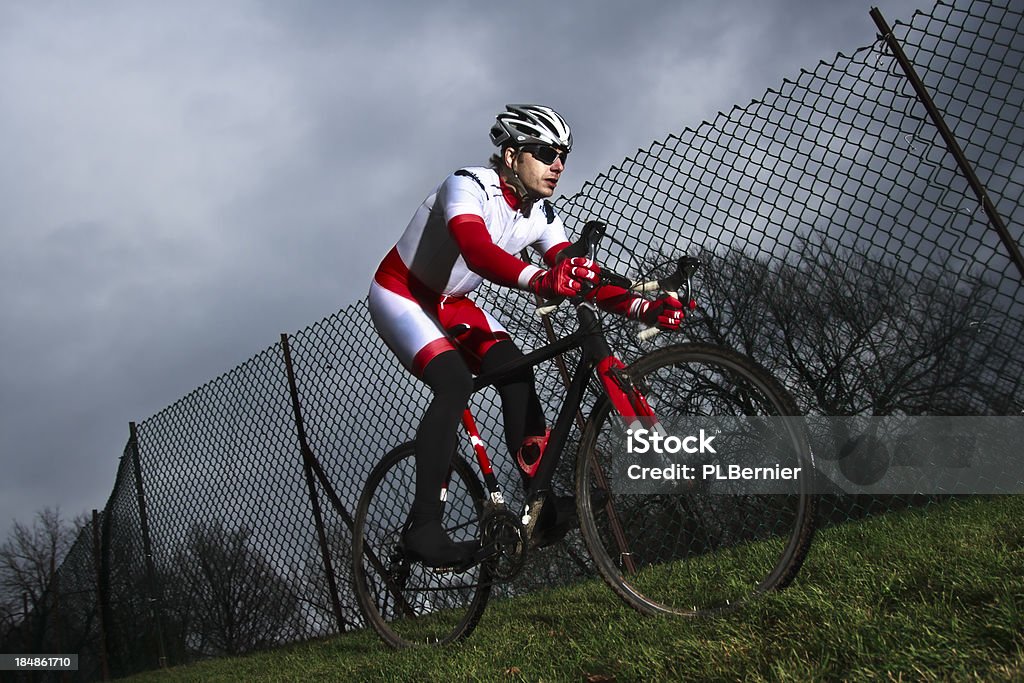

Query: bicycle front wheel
[352,442,491,648]
[576,343,816,616]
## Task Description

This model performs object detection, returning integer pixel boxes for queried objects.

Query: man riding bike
[368,104,684,568]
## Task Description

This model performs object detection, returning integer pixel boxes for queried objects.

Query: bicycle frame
[457,300,658,514]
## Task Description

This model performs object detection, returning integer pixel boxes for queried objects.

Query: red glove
[637,295,685,331]
[528,257,600,299]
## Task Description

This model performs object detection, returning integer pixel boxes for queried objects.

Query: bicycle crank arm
[426,544,499,575]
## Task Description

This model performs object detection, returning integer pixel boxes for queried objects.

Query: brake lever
[536,221,609,315]
[637,256,701,341]
[682,257,701,311]
[559,220,607,260]
[656,257,701,299]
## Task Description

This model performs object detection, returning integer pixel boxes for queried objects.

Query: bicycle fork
[596,355,660,431]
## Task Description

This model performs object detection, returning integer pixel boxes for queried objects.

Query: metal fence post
[871,7,1024,281]
[92,509,111,681]
[128,422,168,669]
[279,335,349,633]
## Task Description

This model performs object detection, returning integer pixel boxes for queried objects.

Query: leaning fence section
[3,0,1021,679]
[98,445,154,679]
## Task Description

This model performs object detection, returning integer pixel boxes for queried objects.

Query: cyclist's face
[505,146,566,198]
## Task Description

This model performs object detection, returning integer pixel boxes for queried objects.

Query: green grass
[120,496,1023,682]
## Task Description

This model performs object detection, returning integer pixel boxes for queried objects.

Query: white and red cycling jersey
[369,166,571,376]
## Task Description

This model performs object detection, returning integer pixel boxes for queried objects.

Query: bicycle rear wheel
[576,343,816,616]
[352,442,491,648]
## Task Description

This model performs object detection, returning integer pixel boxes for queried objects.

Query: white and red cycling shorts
[369,247,511,377]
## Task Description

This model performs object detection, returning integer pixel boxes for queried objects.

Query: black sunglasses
[521,144,569,165]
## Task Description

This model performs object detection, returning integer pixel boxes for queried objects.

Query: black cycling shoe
[531,493,578,548]
[401,520,480,569]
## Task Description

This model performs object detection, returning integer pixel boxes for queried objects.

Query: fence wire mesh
[3,0,1021,678]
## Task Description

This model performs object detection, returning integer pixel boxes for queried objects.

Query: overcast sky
[0,0,931,535]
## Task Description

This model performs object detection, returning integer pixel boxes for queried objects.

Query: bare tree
[693,240,1004,416]
[0,507,87,653]
[166,520,302,658]
[0,597,16,646]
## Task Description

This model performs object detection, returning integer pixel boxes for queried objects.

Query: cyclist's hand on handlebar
[638,294,685,331]
[528,257,600,299]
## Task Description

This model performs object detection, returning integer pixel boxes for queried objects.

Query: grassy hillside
[120,496,1023,681]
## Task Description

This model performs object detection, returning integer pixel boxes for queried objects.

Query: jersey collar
[499,176,522,211]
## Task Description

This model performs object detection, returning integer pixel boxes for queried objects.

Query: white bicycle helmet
[490,104,573,152]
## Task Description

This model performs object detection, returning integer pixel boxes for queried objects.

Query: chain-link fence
[3,0,1021,678]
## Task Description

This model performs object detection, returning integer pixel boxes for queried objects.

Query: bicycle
[351,221,816,648]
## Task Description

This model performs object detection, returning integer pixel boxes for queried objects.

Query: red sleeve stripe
[448,213,538,289]
[544,241,572,266]
[447,213,489,235]
[586,284,645,318]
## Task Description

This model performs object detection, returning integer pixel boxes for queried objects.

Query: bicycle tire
[352,442,492,648]
[575,343,816,616]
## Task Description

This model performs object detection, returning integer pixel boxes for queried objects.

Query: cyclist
[368,104,685,568]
